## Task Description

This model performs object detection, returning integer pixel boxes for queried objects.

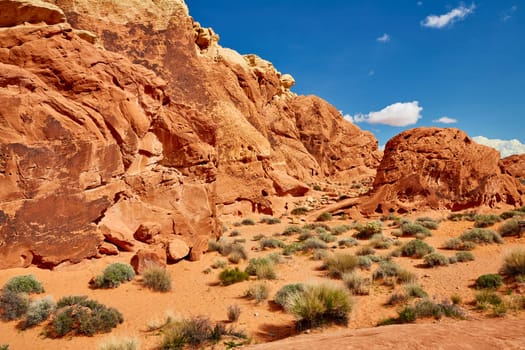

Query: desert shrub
[316,212,332,222]
[260,216,281,225]
[302,238,327,251]
[312,249,329,261]
[401,239,434,258]
[413,299,464,319]
[355,221,382,239]
[284,283,352,330]
[0,345,8,350]
[266,252,284,264]
[356,246,375,256]
[98,337,140,350]
[0,291,29,321]
[143,267,172,292]
[498,219,521,237]
[397,269,418,284]
[93,263,135,289]
[322,253,359,278]
[297,230,313,241]
[304,223,331,231]
[212,259,227,269]
[455,251,475,262]
[415,217,439,230]
[338,237,358,247]
[255,264,277,280]
[401,222,431,237]
[370,234,392,249]
[240,218,255,226]
[2,275,44,294]
[259,238,285,250]
[343,272,370,295]
[291,207,309,216]
[424,253,449,267]
[251,234,265,241]
[357,256,372,270]
[475,274,503,290]
[20,296,56,329]
[450,294,462,305]
[404,283,428,298]
[459,228,503,244]
[274,284,305,307]
[500,248,525,277]
[218,268,249,286]
[244,282,270,303]
[50,296,123,337]
[475,290,503,310]
[372,260,401,281]
[229,230,241,237]
[228,251,243,264]
[443,238,476,251]
[474,214,502,228]
[282,242,304,256]
[227,305,241,322]
[331,225,351,235]
[500,211,522,219]
[245,258,271,275]
[319,232,337,243]
[282,225,304,236]
[387,290,409,306]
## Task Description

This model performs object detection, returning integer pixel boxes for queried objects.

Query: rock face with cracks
[362,127,524,214]
[0,0,380,268]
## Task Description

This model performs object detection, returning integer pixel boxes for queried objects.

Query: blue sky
[187,1,525,156]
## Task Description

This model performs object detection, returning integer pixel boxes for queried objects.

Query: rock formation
[361,128,524,214]
[0,0,380,268]
[500,154,525,181]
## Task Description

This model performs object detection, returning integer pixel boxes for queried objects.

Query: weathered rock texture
[500,154,525,181]
[361,128,524,214]
[0,0,380,268]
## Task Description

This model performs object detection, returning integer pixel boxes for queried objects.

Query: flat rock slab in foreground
[247,319,525,350]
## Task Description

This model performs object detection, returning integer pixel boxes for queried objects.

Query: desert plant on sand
[400,222,431,237]
[284,283,352,330]
[92,263,136,289]
[2,275,44,295]
[20,296,56,329]
[142,267,172,292]
[459,228,503,244]
[219,268,249,286]
[227,304,241,322]
[500,248,525,277]
[98,337,140,350]
[424,253,449,267]
[498,219,522,237]
[473,214,502,228]
[244,282,270,303]
[274,284,305,308]
[401,239,434,258]
[475,274,503,290]
[343,272,370,295]
[316,212,333,222]
[322,253,359,278]
[0,291,29,321]
[355,221,382,239]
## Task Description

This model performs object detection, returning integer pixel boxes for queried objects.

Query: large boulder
[0,0,66,27]
[361,128,524,214]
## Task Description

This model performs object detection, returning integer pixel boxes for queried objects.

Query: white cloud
[433,116,457,124]
[501,5,517,22]
[368,69,375,76]
[473,136,525,158]
[421,4,476,29]
[377,33,391,43]
[350,101,423,127]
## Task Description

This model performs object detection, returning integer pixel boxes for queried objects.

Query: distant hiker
[284,202,289,215]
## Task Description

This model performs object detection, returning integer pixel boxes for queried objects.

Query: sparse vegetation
[227,305,241,322]
[443,238,476,251]
[2,275,44,294]
[282,225,304,236]
[241,218,255,226]
[316,212,333,222]
[302,237,327,251]
[455,251,475,262]
[260,216,281,225]
[401,222,431,237]
[20,296,56,329]
[49,296,123,337]
[142,267,172,292]
[219,268,249,286]
[98,337,140,350]
[424,253,449,267]
[92,263,136,289]
[475,274,503,290]
[0,291,29,321]
[338,237,358,247]
[355,221,382,239]
[274,284,305,308]
[291,207,309,216]
[401,239,434,258]
[475,290,503,310]
[498,219,521,237]
[331,225,352,235]
[244,282,270,303]
[284,283,352,330]
[474,214,502,228]
[259,238,285,250]
[415,217,439,230]
[322,253,359,278]
[343,272,370,295]
[500,248,525,277]
[459,228,503,244]
[379,298,464,325]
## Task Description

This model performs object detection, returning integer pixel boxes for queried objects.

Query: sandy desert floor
[1,190,525,350]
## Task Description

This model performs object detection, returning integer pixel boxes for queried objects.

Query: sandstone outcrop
[500,154,525,181]
[361,128,524,214]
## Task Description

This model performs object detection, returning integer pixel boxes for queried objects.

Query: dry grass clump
[459,228,503,244]
[322,253,359,278]
[142,267,172,292]
[355,221,382,239]
[218,268,249,286]
[227,305,241,322]
[498,219,522,237]
[401,239,434,258]
[98,337,140,350]
[424,253,449,267]
[343,272,370,295]
[473,214,502,228]
[244,282,270,303]
[500,248,525,278]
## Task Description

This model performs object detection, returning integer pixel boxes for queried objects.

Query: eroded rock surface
[361,128,524,214]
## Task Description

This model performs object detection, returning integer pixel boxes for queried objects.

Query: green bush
[219,268,249,286]
[50,296,123,337]
[316,212,333,222]
[20,296,56,329]
[338,237,358,247]
[475,290,503,310]
[455,251,475,262]
[2,275,44,294]
[459,228,503,244]
[291,207,309,216]
[274,284,305,308]
[331,225,351,235]
[227,304,241,322]
[244,282,270,303]
[370,234,392,249]
[260,217,281,225]
[443,238,476,251]
[229,230,241,237]
[355,221,382,239]
[282,242,304,256]
[284,283,352,330]
[319,232,337,243]
[498,219,521,237]
[401,239,434,258]
[241,218,255,226]
[357,256,372,270]
[98,337,140,350]
[143,267,172,292]
[372,260,401,280]
[93,263,136,289]
[424,253,449,267]
[343,272,370,295]
[322,254,359,278]
[245,258,272,276]
[404,283,428,298]
[500,211,521,219]
[282,225,304,236]
[475,274,503,289]
[500,248,525,277]
[302,238,327,251]
[401,222,431,237]
[415,217,439,230]
[0,291,29,321]
[259,238,285,250]
[474,214,502,228]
